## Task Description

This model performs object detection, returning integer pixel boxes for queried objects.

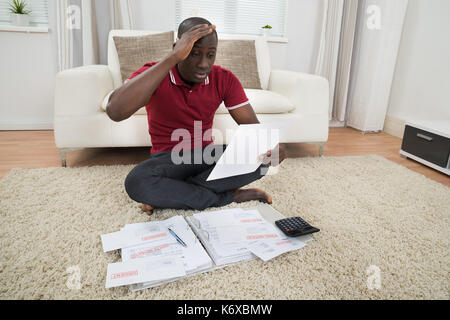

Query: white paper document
[101,226,175,252]
[207,122,286,181]
[121,231,212,274]
[246,238,307,262]
[102,215,214,289]
[186,208,257,265]
[193,209,283,244]
[199,209,266,228]
[105,255,185,288]
[185,205,316,267]
[121,215,213,274]
[212,223,283,244]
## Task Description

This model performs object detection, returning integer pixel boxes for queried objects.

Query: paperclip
[199,229,210,241]
[190,217,201,229]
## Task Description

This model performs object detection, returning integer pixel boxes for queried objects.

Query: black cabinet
[401,125,450,168]
[400,121,450,176]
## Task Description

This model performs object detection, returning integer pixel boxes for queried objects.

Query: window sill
[219,33,288,43]
[265,36,288,43]
[0,24,49,33]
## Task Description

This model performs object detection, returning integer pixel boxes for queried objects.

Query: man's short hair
[177,17,218,40]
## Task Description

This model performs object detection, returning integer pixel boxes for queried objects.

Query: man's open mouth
[194,72,208,79]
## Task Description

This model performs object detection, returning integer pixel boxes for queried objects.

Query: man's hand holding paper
[258,143,288,167]
[206,122,291,181]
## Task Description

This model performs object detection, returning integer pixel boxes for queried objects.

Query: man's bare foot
[232,188,273,204]
[140,204,154,216]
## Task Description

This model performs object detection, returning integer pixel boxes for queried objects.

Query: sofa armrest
[268,69,329,116]
[54,65,113,117]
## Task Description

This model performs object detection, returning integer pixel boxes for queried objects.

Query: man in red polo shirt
[106,17,287,215]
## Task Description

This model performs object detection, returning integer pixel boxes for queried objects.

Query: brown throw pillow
[113,31,174,82]
[215,39,261,89]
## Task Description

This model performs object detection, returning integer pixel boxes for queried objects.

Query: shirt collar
[169,65,210,88]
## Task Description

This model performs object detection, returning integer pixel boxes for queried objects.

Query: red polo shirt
[128,62,249,154]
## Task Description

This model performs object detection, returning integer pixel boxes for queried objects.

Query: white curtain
[333,0,359,122]
[56,0,135,71]
[314,0,345,121]
[345,0,409,132]
[315,0,409,131]
[314,0,359,122]
[110,0,135,30]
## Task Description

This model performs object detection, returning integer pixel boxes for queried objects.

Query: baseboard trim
[0,121,54,130]
[383,116,405,138]
[329,120,345,127]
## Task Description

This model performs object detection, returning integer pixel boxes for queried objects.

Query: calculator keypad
[275,217,319,237]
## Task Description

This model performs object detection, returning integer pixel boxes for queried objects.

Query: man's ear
[172,38,180,49]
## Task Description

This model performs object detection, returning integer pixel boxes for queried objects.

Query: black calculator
[275,217,320,237]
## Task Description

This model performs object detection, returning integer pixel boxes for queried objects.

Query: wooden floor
[0,128,448,187]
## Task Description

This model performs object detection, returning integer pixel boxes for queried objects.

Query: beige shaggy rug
[0,155,449,300]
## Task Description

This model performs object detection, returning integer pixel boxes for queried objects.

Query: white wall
[0,0,323,130]
[0,1,58,130]
[273,0,324,73]
[386,0,450,126]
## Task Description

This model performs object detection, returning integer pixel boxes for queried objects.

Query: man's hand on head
[172,24,216,63]
[259,143,288,167]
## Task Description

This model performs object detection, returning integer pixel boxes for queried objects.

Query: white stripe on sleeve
[227,100,249,111]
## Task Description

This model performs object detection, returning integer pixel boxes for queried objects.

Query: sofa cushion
[217,89,294,114]
[113,31,174,82]
[215,40,262,89]
[101,88,295,115]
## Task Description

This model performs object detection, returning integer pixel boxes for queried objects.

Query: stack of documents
[185,207,312,265]
[100,205,315,291]
[101,215,213,289]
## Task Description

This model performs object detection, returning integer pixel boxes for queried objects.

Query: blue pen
[168,227,187,247]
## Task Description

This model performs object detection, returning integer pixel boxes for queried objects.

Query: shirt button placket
[187,89,192,107]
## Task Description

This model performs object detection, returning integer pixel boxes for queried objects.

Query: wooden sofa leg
[60,149,67,167]
[59,148,83,167]
[307,142,325,157]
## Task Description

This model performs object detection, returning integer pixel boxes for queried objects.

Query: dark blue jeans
[124,145,268,210]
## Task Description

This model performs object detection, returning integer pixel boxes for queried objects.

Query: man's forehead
[193,33,217,49]
[193,43,217,49]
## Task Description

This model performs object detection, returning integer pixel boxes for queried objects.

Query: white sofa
[54,30,329,166]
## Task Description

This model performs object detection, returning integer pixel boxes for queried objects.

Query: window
[175,0,287,38]
[0,0,49,26]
